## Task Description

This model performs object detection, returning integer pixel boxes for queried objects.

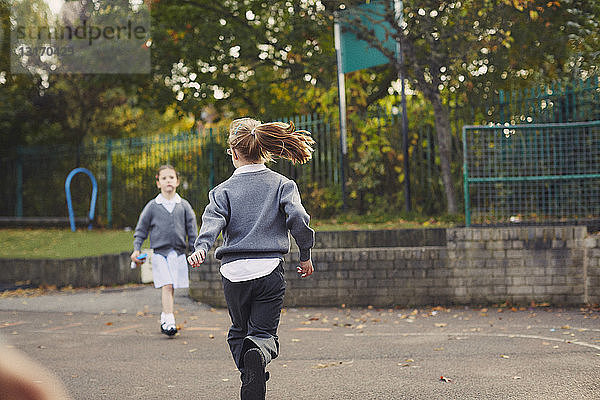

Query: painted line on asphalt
[100,324,143,335]
[291,327,333,332]
[517,325,600,333]
[184,327,225,331]
[0,321,27,328]
[343,331,600,351]
[42,322,83,332]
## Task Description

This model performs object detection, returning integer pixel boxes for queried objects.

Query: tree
[148,0,338,120]
[338,0,599,214]
[1,0,155,149]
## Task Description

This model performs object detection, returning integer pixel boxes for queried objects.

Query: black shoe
[241,348,267,400]
[241,371,269,383]
[160,322,177,337]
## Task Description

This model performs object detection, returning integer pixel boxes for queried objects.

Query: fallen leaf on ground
[313,360,353,369]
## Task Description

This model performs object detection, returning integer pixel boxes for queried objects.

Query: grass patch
[311,213,461,231]
[0,214,460,259]
[0,229,133,259]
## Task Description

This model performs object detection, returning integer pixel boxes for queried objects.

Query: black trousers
[222,262,286,374]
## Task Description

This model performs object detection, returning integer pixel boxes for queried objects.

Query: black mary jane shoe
[160,322,177,337]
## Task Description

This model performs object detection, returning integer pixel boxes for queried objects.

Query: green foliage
[338,0,600,213]
[149,0,338,118]
[2,0,600,222]
[0,1,155,148]
[301,183,343,219]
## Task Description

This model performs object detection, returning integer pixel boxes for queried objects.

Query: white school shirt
[155,193,181,213]
[219,163,281,282]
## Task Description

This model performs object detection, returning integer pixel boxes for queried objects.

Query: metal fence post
[462,126,470,226]
[15,146,23,217]
[106,139,113,228]
[499,89,506,123]
[209,127,215,190]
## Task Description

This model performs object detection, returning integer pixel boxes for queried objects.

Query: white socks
[161,312,175,326]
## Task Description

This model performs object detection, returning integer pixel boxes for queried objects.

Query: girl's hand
[130,250,143,265]
[187,249,206,268]
[297,259,314,278]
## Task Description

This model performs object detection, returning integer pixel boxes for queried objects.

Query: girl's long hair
[228,118,315,164]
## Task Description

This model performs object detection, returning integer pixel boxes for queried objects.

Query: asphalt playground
[1,284,599,399]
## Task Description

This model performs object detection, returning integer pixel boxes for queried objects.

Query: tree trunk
[397,34,458,214]
[428,90,458,214]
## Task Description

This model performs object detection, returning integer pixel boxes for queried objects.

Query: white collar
[233,163,267,175]
[155,193,181,204]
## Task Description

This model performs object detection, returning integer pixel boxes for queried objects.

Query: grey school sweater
[133,198,198,257]
[194,168,315,264]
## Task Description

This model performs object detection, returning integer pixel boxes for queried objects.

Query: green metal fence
[346,107,450,214]
[463,120,600,226]
[498,76,600,124]
[0,116,341,228]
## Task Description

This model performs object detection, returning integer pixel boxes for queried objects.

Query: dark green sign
[340,1,397,73]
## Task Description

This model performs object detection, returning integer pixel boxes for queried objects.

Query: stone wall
[586,235,600,305]
[0,252,140,288]
[447,226,588,305]
[189,227,600,307]
[1,227,598,307]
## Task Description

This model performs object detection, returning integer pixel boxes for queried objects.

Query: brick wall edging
[0,252,140,288]
[190,226,600,307]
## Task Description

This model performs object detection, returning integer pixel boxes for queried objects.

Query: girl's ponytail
[255,121,315,164]
[229,119,315,164]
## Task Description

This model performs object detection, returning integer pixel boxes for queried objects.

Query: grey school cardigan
[194,168,315,264]
[133,198,198,257]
